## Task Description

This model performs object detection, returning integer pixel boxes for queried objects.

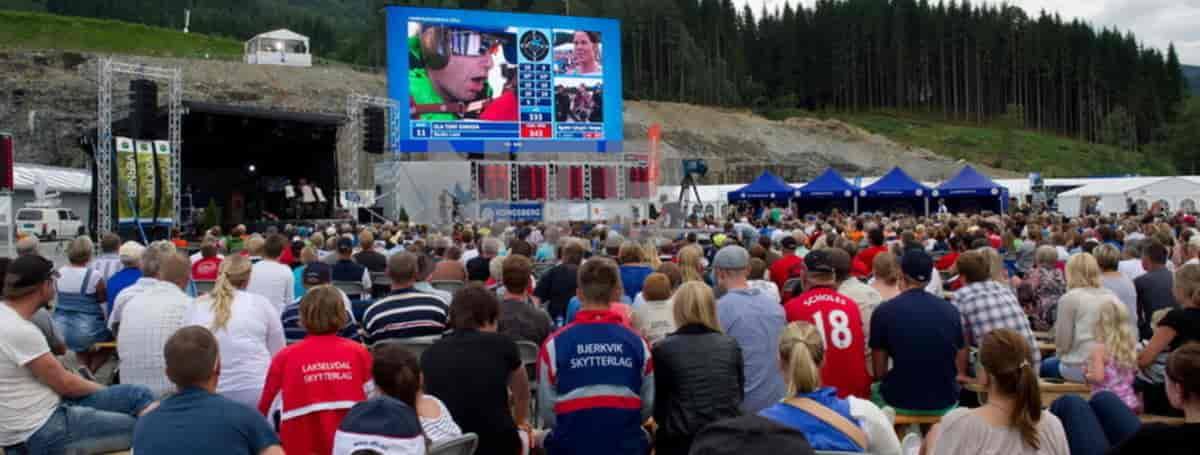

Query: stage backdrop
[386,6,622,154]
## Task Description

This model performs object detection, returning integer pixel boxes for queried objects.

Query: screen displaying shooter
[408,23,519,122]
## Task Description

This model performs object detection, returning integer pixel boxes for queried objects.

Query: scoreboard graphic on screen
[386,7,622,154]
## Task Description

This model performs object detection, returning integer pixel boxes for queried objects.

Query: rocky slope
[0,50,1009,188]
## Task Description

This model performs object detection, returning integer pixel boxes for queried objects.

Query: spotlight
[248,164,257,174]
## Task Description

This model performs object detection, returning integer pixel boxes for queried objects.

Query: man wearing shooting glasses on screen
[409,24,518,122]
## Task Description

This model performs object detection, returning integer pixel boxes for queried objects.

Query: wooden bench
[965,380,1090,406]
[93,341,117,350]
[1038,342,1057,358]
[893,414,943,438]
[1033,330,1053,341]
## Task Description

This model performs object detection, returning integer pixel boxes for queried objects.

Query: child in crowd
[1084,301,1142,413]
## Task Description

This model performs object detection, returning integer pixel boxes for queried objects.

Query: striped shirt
[362,289,449,345]
[418,395,463,445]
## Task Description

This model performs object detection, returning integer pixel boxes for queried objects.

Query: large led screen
[387,7,623,154]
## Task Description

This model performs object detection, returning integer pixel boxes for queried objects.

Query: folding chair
[194,280,216,295]
[516,340,540,427]
[431,280,466,295]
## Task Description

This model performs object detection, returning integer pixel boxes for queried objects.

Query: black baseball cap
[804,249,836,274]
[901,250,934,283]
[5,255,57,297]
[303,262,332,285]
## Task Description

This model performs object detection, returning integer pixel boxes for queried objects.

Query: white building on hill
[244,29,312,67]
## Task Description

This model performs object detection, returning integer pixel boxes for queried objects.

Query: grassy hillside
[0,9,242,59]
[807,110,1168,177]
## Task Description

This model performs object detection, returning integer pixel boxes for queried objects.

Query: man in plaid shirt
[952,250,1041,365]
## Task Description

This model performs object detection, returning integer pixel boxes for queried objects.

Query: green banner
[153,140,175,224]
[115,137,137,224]
[134,140,156,224]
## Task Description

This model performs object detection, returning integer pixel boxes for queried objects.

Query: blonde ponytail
[779,321,825,396]
[206,254,251,331]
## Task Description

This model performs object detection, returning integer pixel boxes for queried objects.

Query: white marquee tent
[1056,177,1200,217]
[244,29,312,67]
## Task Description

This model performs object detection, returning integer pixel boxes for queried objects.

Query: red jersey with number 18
[783,287,870,400]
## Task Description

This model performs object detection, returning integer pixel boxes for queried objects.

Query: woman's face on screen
[573,31,597,65]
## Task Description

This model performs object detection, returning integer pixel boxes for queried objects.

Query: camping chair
[333,281,367,300]
[370,272,391,298]
[429,433,478,455]
[516,340,540,427]
[372,335,441,361]
[431,280,466,295]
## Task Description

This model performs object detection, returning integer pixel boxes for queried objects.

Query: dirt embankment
[0,50,1005,187]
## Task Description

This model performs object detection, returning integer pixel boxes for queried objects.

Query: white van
[16,207,83,240]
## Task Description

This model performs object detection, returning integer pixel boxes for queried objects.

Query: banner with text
[479,202,544,222]
[115,137,138,224]
[134,141,157,224]
[153,140,175,225]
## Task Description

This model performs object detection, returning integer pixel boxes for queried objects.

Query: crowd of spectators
[2,208,1200,454]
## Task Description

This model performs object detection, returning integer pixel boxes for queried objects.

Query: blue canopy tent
[727,171,799,203]
[860,167,931,215]
[796,168,859,214]
[933,165,1009,214]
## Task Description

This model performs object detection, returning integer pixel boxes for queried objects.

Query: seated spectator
[192,241,223,282]
[1025,245,1068,331]
[246,234,294,313]
[424,287,530,455]
[784,249,871,400]
[870,250,964,415]
[534,239,583,326]
[259,286,373,455]
[1044,253,1120,383]
[53,236,110,374]
[870,252,902,301]
[1095,244,1140,337]
[759,321,900,454]
[1137,263,1200,416]
[829,248,882,342]
[0,258,65,357]
[768,237,804,298]
[243,234,265,263]
[1104,343,1200,453]
[353,230,387,273]
[1136,241,1177,339]
[183,255,286,408]
[15,235,39,257]
[92,232,124,282]
[1084,299,1141,412]
[688,414,816,454]
[2,255,156,454]
[747,258,781,305]
[117,252,193,398]
[924,329,1069,455]
[854,228,889,277]
[191,234,226,264]
[133,326,282,455]
[292,246,317,299]
[715,245,787,414]
[498,254,553,346]
[363,253,450,344]
[331,237,372,300]
[538,257,654,455]
[106,241,144,318]
[632,273,676,344]
[652,281,743,455]
[281,263,360,344]
[619,241,655,302]
[431,246,468,282]
[372,343,464,445]
[467,237,501,283]
[109,241,176,333]
[953,250,1041,368]
[414,254,454,303]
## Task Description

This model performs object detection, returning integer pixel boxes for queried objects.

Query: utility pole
[183,9,190,33]
[565,0,570,15]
